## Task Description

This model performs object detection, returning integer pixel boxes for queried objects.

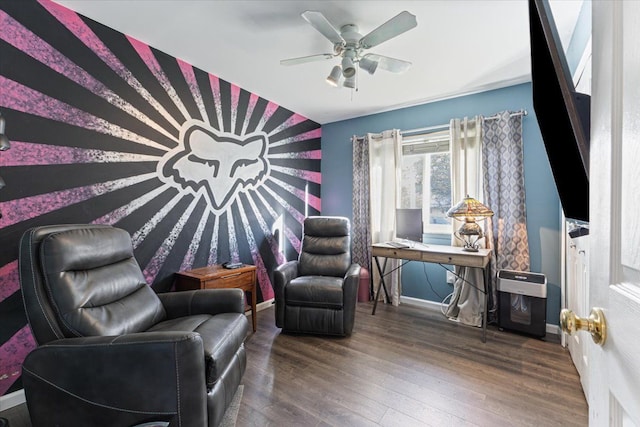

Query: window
[400,130,452,234]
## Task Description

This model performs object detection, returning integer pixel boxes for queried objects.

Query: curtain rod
[485,109,528,121]
[401,109,528,135]
[352,132,383,142]
[401,123,449,135]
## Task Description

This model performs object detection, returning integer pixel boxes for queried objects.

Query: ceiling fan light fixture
[359,57,378,75]
[281,10,418,92]
[341,56,356,78]
[326,65,342,87]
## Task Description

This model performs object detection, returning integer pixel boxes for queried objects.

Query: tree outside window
[400,140,451,234]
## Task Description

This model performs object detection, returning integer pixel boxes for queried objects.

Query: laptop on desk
[385,240,411,248]
[384,240,428,249]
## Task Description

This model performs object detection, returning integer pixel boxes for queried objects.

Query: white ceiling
[53,0,583,125]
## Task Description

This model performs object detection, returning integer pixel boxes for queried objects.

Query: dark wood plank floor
[237,302,587,427]
[1,301,588,427]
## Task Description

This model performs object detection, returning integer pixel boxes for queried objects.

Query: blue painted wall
[321,83,563,325]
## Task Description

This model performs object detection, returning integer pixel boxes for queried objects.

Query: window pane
[400,155,424,208]
[400,151,452,233]
[429,153,452,227]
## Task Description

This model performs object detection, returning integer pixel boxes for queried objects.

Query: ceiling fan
[280,10,418,89]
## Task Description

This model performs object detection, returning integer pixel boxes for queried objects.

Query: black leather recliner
[274,216,361,336]
[19,224,248,427]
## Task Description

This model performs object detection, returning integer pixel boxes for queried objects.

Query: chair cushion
[40,227,166,337]
[149,313,249,388]
[303,216,350,236]
[286,276,344,309]
[298,217,352,277]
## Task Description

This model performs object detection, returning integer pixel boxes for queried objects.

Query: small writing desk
[371,242,491,342]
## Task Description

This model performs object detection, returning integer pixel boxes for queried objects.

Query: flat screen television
[529,0,590,222]
[396,208,423,242]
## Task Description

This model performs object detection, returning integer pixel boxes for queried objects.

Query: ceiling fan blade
[301,11,345,45]
[280,53,335,66]
[359,11,418,49]
[363,53,412,73]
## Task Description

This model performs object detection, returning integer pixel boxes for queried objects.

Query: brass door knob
[560,307,607,346]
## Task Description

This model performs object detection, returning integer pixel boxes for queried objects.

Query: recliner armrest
[344,263,361,283]
[158,288,245,318]
[342,263,361,299]
[342,263,361,335]
[274,260,299,284]
[22,332,208,426]
[273,260,299,328]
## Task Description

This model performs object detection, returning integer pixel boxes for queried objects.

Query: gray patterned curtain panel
[482,111,530,322]
[352,135,372,273]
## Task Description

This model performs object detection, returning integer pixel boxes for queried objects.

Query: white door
[565,230,589,398]
[588,0,640,423]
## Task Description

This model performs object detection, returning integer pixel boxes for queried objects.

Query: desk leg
[379,258,391,302]
[371,256,389,315]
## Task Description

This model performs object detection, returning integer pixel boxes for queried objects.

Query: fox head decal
[158,121,270,214]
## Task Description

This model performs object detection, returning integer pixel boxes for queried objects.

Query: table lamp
[447,195,494,252]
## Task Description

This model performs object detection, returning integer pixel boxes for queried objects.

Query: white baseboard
[399,295,447,312]
[0,389,25,411]
[256,298,274,312]
[546,323,560,335]
[399,295,560,336]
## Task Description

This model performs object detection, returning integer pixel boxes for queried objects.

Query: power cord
[418,262,457,318]
[437,265,456,317]
[440,291,454,316]
[422,261,445,300]
[438,263,486,293]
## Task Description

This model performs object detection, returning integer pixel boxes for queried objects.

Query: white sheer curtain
[445,117,486,327]
[369,129,403,305]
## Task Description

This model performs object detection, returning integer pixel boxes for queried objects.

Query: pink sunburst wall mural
[0,0,321,396]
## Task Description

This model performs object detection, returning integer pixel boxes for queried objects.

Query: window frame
[400,129,452,236]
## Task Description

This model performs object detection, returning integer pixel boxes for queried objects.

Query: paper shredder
[497,269,547,338]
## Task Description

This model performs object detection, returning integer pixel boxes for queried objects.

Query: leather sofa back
[298,216,351,277]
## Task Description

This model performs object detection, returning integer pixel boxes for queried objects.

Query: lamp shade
[446,195,494,220]
[343,75,356,89]
[326,65,342,87]
[341,56,356,78]
[359,57,378,75]
[0,113,9,151]
[0,134,9,151]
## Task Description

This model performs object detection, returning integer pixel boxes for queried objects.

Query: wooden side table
[174,264,258,332]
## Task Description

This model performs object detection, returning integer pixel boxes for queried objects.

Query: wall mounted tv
[529,0,590,222]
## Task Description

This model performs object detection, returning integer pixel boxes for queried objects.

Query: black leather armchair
[274,216,361,336]
[19,224,248,427]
